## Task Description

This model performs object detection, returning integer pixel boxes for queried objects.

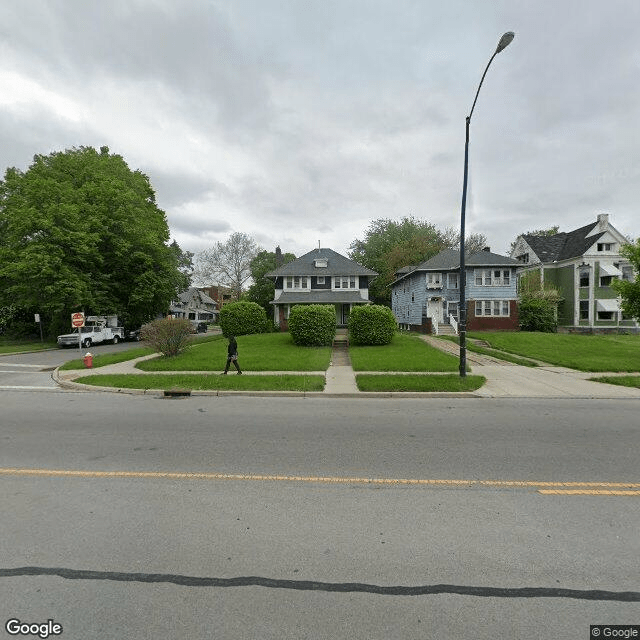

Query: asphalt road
[1,391,639,639]
[0,341,144,390]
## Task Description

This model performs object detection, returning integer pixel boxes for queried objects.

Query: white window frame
[474,300,512,317]
[447,272,459,289]
[333,276,358,290]
[317,276,325,285]
[426,272,442,289]
[285,276,309,290]
[475,269,511,286]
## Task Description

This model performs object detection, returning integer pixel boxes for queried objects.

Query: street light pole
[458,31,514,378]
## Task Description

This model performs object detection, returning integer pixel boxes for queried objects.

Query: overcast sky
[1,0,638,262]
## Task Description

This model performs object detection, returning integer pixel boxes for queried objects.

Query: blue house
[391,248,520,334]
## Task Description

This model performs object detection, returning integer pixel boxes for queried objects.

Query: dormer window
[597,243,614,252]
[314,259,328,268]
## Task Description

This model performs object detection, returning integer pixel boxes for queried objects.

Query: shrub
[288,305,336,346]
[348,305,397,345]
[140,317,192,357]
[219,301,269,337]
[518,294,558,332]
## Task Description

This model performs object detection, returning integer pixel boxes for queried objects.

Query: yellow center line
[539,489,640,496]
[0,467,638,492]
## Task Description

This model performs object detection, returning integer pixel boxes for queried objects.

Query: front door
[429,299,443,324]
[341,304,351,326]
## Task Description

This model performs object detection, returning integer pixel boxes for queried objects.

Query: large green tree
[348,216,487,306]
[613,239,640,321]
[245,249,296,318]
[0,146,187,336]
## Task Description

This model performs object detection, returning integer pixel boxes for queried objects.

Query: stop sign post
[71,312,85,350]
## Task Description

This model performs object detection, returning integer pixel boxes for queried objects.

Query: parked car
[126,328,141,341]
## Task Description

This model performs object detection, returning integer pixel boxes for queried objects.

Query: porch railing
[449,313,459,335]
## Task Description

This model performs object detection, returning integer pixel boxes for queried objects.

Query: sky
[1,0,638,264]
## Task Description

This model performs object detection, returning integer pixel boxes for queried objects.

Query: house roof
[397,248,517,276]
[177,287,217,307]
[265,248,377,278]
[272,290,372,305]
[521,222,606,263]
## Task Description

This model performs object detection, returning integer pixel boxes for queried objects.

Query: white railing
[449,314,459,335]
[432,316,439,335]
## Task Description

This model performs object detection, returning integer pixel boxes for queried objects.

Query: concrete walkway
[54,335,640,399]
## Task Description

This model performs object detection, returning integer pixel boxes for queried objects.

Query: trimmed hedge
[288,305,336,346]
[219,301,269,336]
[348,305,397,345]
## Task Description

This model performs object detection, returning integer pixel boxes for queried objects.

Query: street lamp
[458,31,515,377]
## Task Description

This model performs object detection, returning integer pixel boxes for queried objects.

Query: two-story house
[169,287,218,327]
[392,248,519,334]
[265,247,377,329]
[511,214,637,330]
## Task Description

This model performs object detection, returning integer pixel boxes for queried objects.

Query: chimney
[275,246,283,267]
[597,213,609,230]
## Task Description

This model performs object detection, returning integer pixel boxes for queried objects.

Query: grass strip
[137,332,331,372]
[0,340,57,354]
[72,373,325,392]
[59,346,156,370]
[437,336,539,367]
[356,374,485,392]
[589,376,640,389]
[468,332,640,372]
[349,333,459,372]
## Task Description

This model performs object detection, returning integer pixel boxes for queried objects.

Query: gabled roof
[265,248,377,278]
[177,287,217,307]
[522,222,605,263]
[392,248,517,285]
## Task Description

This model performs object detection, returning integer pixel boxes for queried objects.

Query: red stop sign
[71,312,85,328]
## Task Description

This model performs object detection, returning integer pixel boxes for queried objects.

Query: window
[597,243,614,252]
[474,300,511,317]
[447,273,459,289]
[622,266,633,281]
[516,253,529,264]
[285,276,308,289]
[426,273,442,288]
[579,301,589,320]
[334,276,357,289]
[600,275,614,287]
[597,311,614,320]
[475,269,511,286]
[579,269,590,287]
[314,259,328,268]
[317,276,325,285]
[411,293,415,302]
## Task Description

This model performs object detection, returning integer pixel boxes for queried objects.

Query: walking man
[222,335,242,374]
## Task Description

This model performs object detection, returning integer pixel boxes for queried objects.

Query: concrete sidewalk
[54,337,640,399]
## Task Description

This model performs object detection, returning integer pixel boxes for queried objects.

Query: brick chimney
[275,246,283,267]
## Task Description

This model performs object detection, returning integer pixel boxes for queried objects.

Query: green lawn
[349,333,460,372]
[0,339,57,354]
[589,375,640,389]
[137,332,332,372]
[469,332,640,372]
[74,373,325,392]
[356,374,485,392]
[437,336,539,367]
[59,346,156,370]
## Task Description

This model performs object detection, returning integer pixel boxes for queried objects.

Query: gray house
[265,247,377,329]
[392,248,520,334]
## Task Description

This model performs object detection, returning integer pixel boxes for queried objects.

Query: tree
[348,216,486,306]
[169,239,194,289]
[194,232,260,301]
[510,226,560,255]
[612,239,640,321]
[245,248,296,318]
[0,146,186,336]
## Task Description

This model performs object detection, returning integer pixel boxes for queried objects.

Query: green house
[511,214,637,331]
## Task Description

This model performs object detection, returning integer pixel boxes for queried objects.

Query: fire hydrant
[83,352,93,368]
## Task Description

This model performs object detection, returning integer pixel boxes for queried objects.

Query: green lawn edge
[73,373,326,392]
[589,375,640,389]
[356,374,485,392]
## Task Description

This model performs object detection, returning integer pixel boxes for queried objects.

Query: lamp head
[496,31,515,53]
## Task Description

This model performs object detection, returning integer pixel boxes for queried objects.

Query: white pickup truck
[57,315,125,348]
